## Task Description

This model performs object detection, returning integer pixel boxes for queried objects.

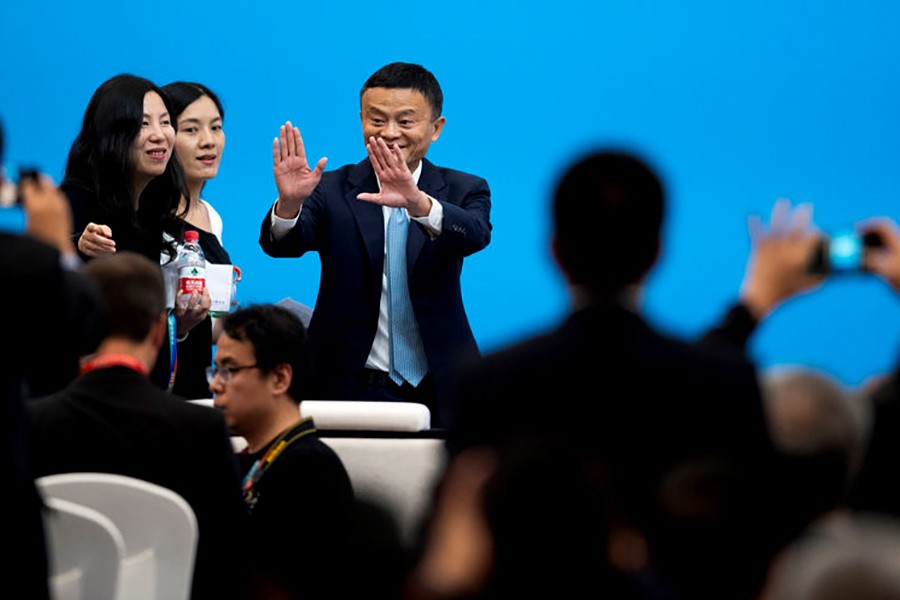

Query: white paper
[161,261,236,312]
[206,263,236,313]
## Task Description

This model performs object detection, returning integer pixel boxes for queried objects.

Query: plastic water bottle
[177,230,206,306]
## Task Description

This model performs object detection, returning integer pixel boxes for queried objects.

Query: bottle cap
[184,230,199,243]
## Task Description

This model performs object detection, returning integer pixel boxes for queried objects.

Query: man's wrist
[740,287,778,321]
[408,191,433,218]
[274,197,303,219]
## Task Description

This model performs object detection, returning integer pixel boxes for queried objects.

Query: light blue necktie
[387,207,428,386]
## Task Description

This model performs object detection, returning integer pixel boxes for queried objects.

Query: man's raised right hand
[272,120,327,218]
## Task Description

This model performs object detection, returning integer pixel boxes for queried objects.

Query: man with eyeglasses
[209,304,356,598]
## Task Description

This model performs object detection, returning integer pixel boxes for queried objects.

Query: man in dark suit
[442,150,786,600]
[27,252,249,600]
[2,117,108,599]
[259,62,491,426]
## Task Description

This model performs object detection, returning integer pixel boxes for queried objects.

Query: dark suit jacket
[848,366,900,516]
[27,366,249,600]
[0,233,105,599]
[444,301,784,600]
[259,158,491,422]
[0,233,104,397]
[63,183,183,388]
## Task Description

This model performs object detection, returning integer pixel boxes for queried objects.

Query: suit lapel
[346,160,385,275]
[346,158,448,276]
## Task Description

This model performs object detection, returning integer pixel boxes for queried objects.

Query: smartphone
[0,166,39,233]
[808,230,884,274]
[15,167,41,205]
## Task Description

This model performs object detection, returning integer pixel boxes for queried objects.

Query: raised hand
[272,121,327,217]
[740,198,824,319]
[20,174,76,255]
[860,218,900,294]
[357,136,432,217]
[77,222,116,257]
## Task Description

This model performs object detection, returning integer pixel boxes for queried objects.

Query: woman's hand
[77,222,116,257]
[174,288,212,338]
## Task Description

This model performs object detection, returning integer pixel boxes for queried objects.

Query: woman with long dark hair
[62,74,210,391]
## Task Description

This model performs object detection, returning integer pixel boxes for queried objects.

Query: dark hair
[84,251,166,343]
[361,62,443,119]
[221,305,310,403]
[553,149,664,291]
[62,74,187,255]
[162,81,225,123]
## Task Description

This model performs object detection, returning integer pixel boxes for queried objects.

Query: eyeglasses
[205,364,260,385]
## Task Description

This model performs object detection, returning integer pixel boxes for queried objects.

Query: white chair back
[302,400,432,431]
[186,398,444,543]
[37,473,197,600]
[323,437,446,545]
[43,496,124,600]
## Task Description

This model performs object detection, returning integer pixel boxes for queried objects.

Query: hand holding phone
[0,166,38,233]
[807,229,885,275]
[16,167,41,205]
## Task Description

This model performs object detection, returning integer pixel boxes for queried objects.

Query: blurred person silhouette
[760,513,900,600]
[845,218,900,518]
[61,73,211,392]
[444,148,792,600]
[407,436,644,600]
[1,117,61,600]
[646,364,871,600]
[27,251,249,600]
[161,81,234,399]
[1,115,107,598]
[761,365,871,527]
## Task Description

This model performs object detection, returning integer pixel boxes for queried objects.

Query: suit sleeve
[432,176,492,257]
[259,190,324,259]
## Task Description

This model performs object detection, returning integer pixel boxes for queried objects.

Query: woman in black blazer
[61,73,211,392]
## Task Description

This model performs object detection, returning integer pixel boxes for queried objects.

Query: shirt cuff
[59,252,83,272]
[270,201,301,240]
[720,302,760,347]
[410,196,442,236]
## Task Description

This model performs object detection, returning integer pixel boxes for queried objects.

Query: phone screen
[828,231,864,272]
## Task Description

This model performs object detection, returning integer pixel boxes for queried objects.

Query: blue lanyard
[167,309,177,392]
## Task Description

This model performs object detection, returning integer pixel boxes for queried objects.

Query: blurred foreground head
[552,149,664,294]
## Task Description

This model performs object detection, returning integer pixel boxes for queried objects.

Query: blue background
[2,1,899,386]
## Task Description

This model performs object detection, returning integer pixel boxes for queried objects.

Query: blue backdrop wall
[2,1,899,386]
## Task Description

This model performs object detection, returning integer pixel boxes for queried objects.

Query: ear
[268,363,293,397]
[149,313,168,349]
[430,116,446,142]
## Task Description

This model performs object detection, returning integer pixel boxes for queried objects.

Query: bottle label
[179,265,206,295]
